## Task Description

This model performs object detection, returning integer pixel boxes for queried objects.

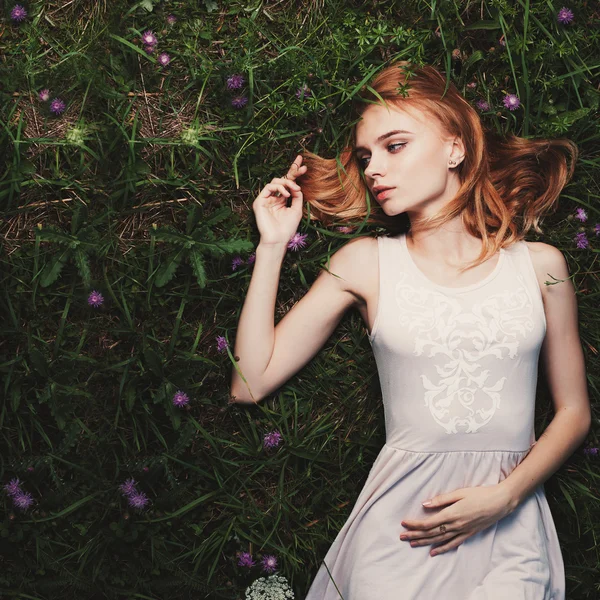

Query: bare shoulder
[523,241,572,297]
[323,234,377,305]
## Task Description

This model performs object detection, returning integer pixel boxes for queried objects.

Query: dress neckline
[400,233,506,294]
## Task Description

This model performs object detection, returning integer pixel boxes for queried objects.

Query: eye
[357,143,407,168]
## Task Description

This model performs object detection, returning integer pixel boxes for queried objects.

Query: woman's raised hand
[253,154,307,247]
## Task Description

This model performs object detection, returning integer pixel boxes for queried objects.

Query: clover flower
[119,478,137,496]
[287,232,308,251]
[167,14,177,25]
[158,52,170,67]
[127,490,150,510]
[263,431,282,449]
[502,94,520,111]
[238,551,256,568]
[87,290,104,307]
[575,231,589,249]
[296,84,311,100]
[38,89,50,102]
[226,74,245,90]
[141,30,158,46]
[475,99,490,111]
[216,335,229,353]
[50,98,66,115]
[261,554,278,574]
[557,7,574,25]
[231,96,248,109]
[13,491,35,511]
[575,208,587,222]
[4,477,23,496]
[11,4,27,22]
[232,256,244,271]
[172,390,190,407]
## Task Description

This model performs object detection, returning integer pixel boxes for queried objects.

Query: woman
[230,61,590,599]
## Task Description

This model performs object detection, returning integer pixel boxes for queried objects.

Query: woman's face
[353,103,464,219]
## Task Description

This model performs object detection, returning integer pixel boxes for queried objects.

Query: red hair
[295,61,579,271]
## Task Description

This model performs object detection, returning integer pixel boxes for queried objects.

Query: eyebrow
[354,130,414,153]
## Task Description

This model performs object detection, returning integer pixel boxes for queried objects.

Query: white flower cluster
[245,573,295,600]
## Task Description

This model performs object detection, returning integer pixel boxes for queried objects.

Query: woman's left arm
[498,242,591,510]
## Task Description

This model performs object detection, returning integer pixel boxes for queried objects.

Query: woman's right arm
[229,239,362,404]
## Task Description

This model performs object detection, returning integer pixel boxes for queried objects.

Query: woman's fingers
[266,177,300,198]
[285,155,307,181]
[264,183,295,199]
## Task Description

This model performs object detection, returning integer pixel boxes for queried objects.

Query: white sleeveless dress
[305,232,564,600]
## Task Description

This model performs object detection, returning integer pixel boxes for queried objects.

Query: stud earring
[449,160,457,166]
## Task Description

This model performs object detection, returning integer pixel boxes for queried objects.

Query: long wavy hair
[295,61,579,271]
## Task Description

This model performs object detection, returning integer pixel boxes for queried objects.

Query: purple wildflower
[119,478,137,496]
[595,223,600,236]
[141,30,158,46]
[475,99,490,111]
[87,290,104,307]
[144,44,155,54]
[296,84,311,100]
[466,82,477,89]
[11,4,27,22]
[263,430,282,449]
[575,208,587,222]
[336,226,354,234]
[128,490,150,510]
[503,94,520,111]
[231,96,248,109]
[232,256,244,271]
[4,478,22,496]
[38,89,50,102]
[247,253,256,265]
[287,232,308,251]
[216,335,229,353]
[12,491,34,511]
[557,7,574,25]
[226,74,245,90]
[50,98,66,115]
[157,52,170,67]
[583,446,598,457]
[261,554,278,573]
[237,551,256,568]
[167,14,177,25]
[575,231,589,249]
[172,390,190,408]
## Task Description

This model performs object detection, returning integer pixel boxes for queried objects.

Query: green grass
[1,0,599,598]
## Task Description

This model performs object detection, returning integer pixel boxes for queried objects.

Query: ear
[450,136,466,165]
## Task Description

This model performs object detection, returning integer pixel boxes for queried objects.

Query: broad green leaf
[40,250,70,287]
[189,251,207,288]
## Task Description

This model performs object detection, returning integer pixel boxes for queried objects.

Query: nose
[363,152,386,180]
